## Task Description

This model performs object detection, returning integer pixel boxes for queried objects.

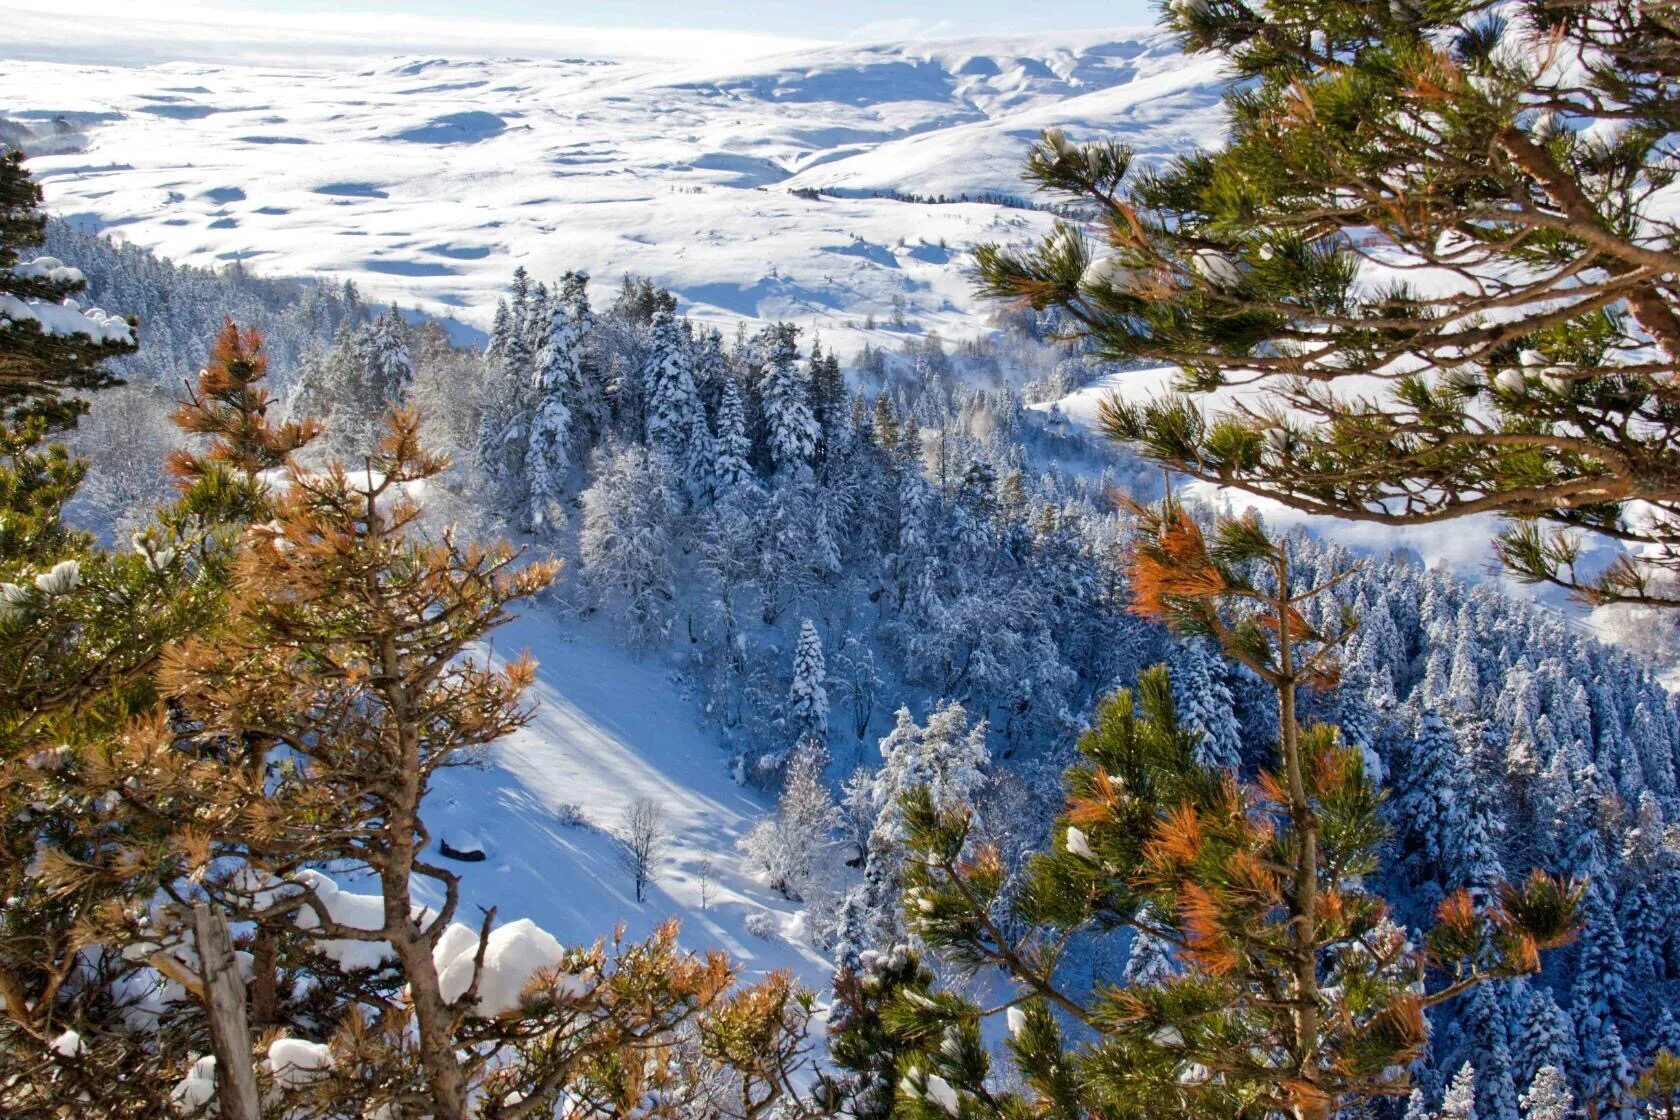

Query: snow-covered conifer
[712,375,754,493]
[1443,1063,1479,1120]
[1519,1067,1574,1120]
[757,323,816,474]
[787,619,830,748]
[739,742,840,904]
[524,274,589,536]
[578,443,679,648]
[1167,637,1242,771]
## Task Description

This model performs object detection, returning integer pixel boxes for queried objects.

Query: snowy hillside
[423,615,832,988]
[0,32,1225,346]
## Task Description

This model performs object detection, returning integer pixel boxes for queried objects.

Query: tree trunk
[1274,558,1326,1120]
[194,902,261,1120]
[248,929,279,1028]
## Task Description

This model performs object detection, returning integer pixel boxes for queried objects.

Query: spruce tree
[976,1,1680,608]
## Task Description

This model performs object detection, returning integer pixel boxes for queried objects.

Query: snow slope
[0,32,1226,348]
[420,612,830,987]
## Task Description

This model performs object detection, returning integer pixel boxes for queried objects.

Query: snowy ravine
[417,610,833,989]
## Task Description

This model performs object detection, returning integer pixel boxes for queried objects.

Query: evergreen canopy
[976,0,1680,605]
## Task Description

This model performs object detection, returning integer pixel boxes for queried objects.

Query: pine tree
[822,944,938,1120]
[843,702,989,952]
[1653,1010,1680,1066]
[0,149,136,431]
[881,504,1579,1120]
[1,319,306,1113]
[977,2,1680,608]
[1636,1051,1680,1120]
[787,618,830,749]
[105,411,816,1119]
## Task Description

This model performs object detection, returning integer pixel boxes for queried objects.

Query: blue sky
[206,0,1161,40]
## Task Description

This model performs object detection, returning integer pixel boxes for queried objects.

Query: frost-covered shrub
[744,911,779,941]
[553,803,590,828]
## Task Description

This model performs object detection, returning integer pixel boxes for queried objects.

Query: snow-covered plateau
[0,31,1226,350]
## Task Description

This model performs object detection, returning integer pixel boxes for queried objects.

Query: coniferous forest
[3,1,1680,1118]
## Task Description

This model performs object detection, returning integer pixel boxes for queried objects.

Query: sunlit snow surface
[0,33,1226,348]
[421,614,832,986]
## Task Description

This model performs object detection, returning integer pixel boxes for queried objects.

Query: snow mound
[268,1037,333,1088]
[171,1055,217,1113]
[473,919,565,1016]
[0,293,133,344]
[290,868,393,971]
